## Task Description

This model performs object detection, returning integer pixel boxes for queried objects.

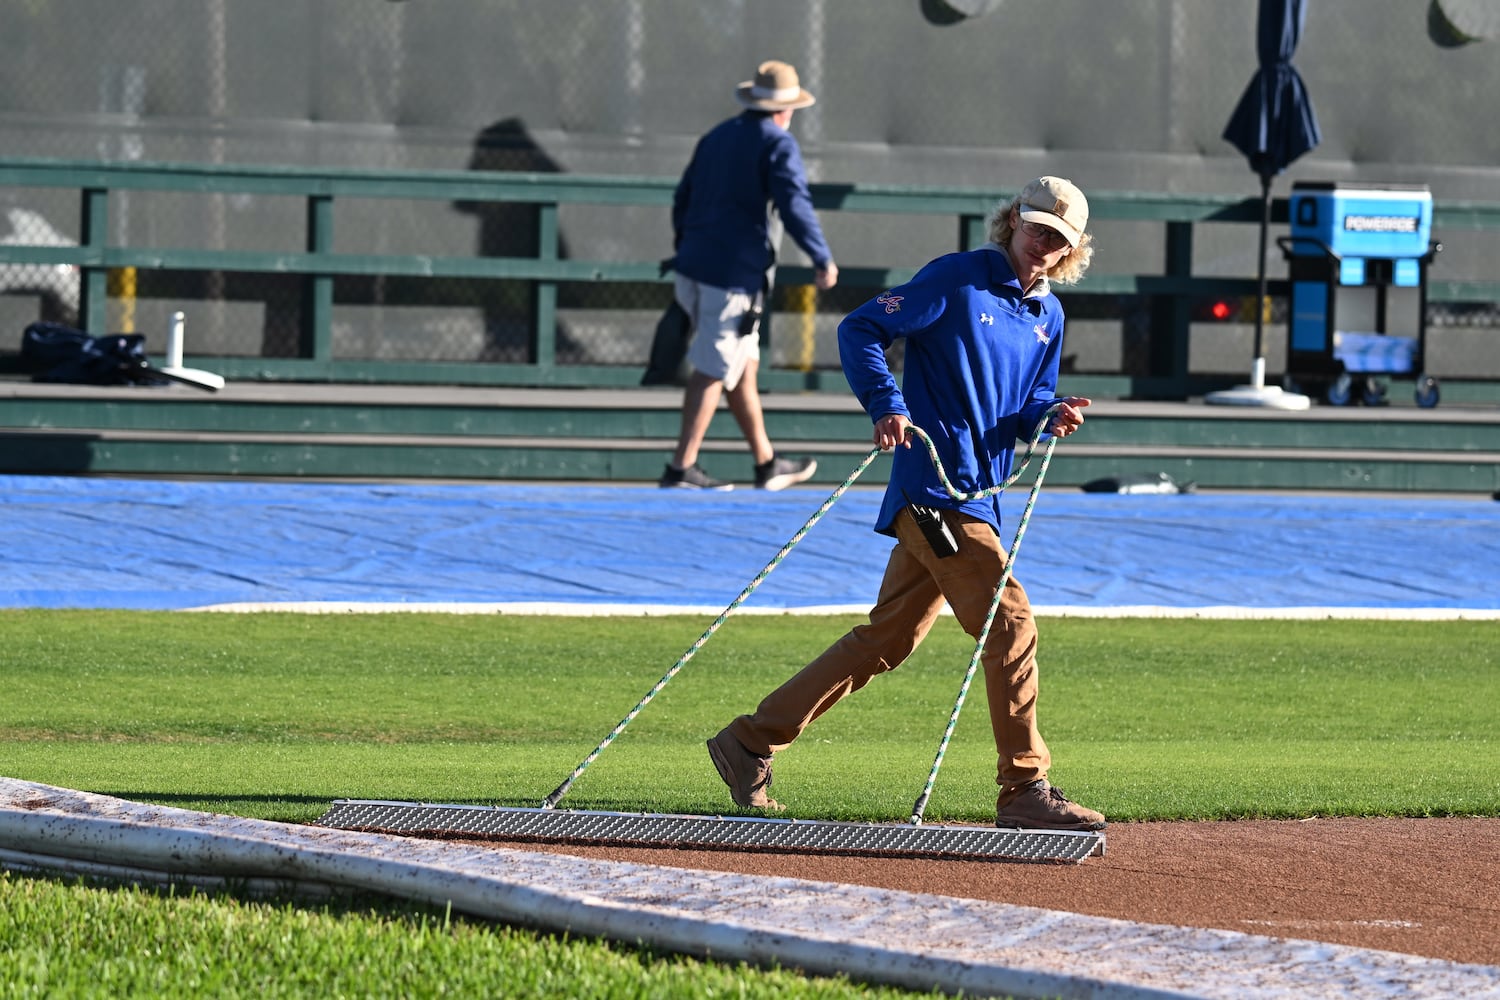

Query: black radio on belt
[904,493,959,558]
[737,303,763,338]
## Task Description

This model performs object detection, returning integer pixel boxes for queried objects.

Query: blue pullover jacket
[838,244,1067,537]
[672,111,833,294]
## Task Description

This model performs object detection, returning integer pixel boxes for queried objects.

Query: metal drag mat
[318,801,1105,863]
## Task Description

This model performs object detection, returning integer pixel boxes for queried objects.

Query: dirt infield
[456,816,1499,967]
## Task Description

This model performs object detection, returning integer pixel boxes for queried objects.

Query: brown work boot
[706,727,782,810]
[996,779,1106,831]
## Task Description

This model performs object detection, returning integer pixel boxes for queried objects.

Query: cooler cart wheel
[1359,377,1388,407]
[1327,372,1354,406]
[1414,374,1441,409]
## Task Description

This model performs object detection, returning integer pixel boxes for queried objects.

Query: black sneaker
[659,463,733,491]
[754,455,816,491]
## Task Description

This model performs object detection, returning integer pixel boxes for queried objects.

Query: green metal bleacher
[1,158,1497,492]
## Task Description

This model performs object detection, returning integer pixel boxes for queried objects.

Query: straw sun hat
[735,60,816,111]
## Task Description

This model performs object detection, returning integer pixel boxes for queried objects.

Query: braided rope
[541,402,1066,812]
[541,447,883,808]
[900,406,1058,502]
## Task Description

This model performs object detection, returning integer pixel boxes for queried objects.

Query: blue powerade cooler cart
[1278,181,1443,407]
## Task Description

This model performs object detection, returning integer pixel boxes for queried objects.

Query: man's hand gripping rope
[874,394,1089,459]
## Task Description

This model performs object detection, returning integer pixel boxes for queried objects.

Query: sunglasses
[1018,219,1071,252]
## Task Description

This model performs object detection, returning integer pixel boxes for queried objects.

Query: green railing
[2,157,1497,397]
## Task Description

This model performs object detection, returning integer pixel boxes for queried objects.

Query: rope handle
[902,399,1067,502]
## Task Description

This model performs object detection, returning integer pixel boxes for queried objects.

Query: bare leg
[724,358,774,466]
[671,370,725,469]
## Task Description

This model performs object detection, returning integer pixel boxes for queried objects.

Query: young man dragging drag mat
[708,176,1105,831]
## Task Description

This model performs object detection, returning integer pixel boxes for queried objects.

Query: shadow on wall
[455,117,579,363]
[0,431,101,474]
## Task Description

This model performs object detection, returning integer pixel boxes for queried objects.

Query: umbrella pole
[1204,172,1308,410]
[1251,172,1272,389]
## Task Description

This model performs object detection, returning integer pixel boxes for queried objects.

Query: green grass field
[2,609,1496,996]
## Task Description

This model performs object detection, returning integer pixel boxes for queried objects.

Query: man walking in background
[660,59,839,492]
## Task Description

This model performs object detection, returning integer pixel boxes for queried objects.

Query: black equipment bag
[20,321,168,386]
[640,300,693,387]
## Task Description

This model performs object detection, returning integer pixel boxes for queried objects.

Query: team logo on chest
[876,292,903,314]
[1034,323,1051,345]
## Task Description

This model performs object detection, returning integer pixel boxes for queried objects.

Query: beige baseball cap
[1017,176,1089,247]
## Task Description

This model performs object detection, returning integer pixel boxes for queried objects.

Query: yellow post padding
[107,267,138,333]
[788,283,815,372]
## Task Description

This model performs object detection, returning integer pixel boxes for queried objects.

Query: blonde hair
[988,197,1094,286]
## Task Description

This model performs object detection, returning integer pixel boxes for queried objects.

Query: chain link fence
[2,0,1497,379]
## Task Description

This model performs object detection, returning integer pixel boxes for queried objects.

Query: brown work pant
[728,506,1050,792]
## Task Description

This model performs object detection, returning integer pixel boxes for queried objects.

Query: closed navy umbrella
[1213,0,1322,404]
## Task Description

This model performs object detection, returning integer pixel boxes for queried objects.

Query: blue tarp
[2,474,1497,614]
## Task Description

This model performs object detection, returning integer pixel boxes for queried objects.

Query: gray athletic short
[674,274,759,391]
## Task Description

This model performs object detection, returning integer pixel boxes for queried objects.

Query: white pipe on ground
[166,310,186,370]
[158,311,227,391]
